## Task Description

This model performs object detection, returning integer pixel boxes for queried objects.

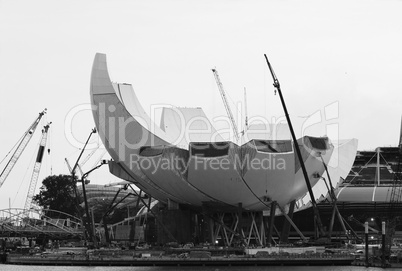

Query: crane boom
[212,68,240,142]
[65,157,84,178]
[264,54,325,238]
[92,149,107,168]
[0,109,47,189]
[65,158,73,173]
[80,143,99,168]
[24,122,51,211]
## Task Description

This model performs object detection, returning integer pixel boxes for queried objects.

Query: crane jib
[0,109,47,189]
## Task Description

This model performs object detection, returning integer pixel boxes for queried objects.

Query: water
[0,265,385,271]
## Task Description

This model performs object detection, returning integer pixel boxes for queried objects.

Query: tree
[33,174,81,218]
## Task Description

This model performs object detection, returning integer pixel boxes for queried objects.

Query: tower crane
[212,68,240,142]
[24,122,51,211]
[0,109,47,189]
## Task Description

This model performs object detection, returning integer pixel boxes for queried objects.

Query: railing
[0,208,84,236]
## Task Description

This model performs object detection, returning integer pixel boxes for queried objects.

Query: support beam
[209,216,215,244]
[258,212,265,246]
[135,190,142,209]
[277,204,306,241]
[328,201,337,238]
[100,189,134,245]
[341,217,361,241]
[237,203,244,244]
[147,196,152,213]
[262,215,268,247]
[280,200,295,243]
[320,156,349,240]
[127,185,177,243]
[267,201,276,245]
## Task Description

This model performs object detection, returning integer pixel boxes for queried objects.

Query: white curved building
[90,53,357,212]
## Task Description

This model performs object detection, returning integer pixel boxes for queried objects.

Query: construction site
[0,54,402,268]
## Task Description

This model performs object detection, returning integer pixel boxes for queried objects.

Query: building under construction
[89,53,363,247]
[2,53,401,250]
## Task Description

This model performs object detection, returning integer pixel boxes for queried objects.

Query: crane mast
[24,122,51,211]
[0,109,47,189]
[212,68,240,142]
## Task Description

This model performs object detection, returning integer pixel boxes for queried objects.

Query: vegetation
[34,174,135,224]
[33,174,81,218]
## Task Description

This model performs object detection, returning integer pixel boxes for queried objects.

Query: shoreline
[5,254,355,267]
[3,247,356,267]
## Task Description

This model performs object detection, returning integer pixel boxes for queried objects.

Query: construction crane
[65,158,84,178]
[264,54,325,239]
[212,68,240,142]
[91,149,107,169]
[0,109,47,189]
[65,144,105,179]
[79,141,101,170]
[24,123,51,211]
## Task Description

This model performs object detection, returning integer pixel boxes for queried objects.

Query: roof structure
[334,146,401,203]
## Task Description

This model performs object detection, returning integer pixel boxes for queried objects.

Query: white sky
[1,0,401,209]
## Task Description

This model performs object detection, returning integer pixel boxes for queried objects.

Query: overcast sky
[1,0,401,209]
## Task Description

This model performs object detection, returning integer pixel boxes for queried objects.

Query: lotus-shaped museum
[90,53,357,213]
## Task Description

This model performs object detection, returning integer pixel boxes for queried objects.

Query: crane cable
[47,119,52,175]
[0,131,28,165]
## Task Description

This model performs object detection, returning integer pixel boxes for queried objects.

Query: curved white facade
[90,53,357,211]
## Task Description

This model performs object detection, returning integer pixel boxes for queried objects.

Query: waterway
[0,265,385,271]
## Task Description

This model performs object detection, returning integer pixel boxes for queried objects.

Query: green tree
[33,174,81,218]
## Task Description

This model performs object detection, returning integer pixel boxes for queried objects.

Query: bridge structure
[0,208,84,239]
